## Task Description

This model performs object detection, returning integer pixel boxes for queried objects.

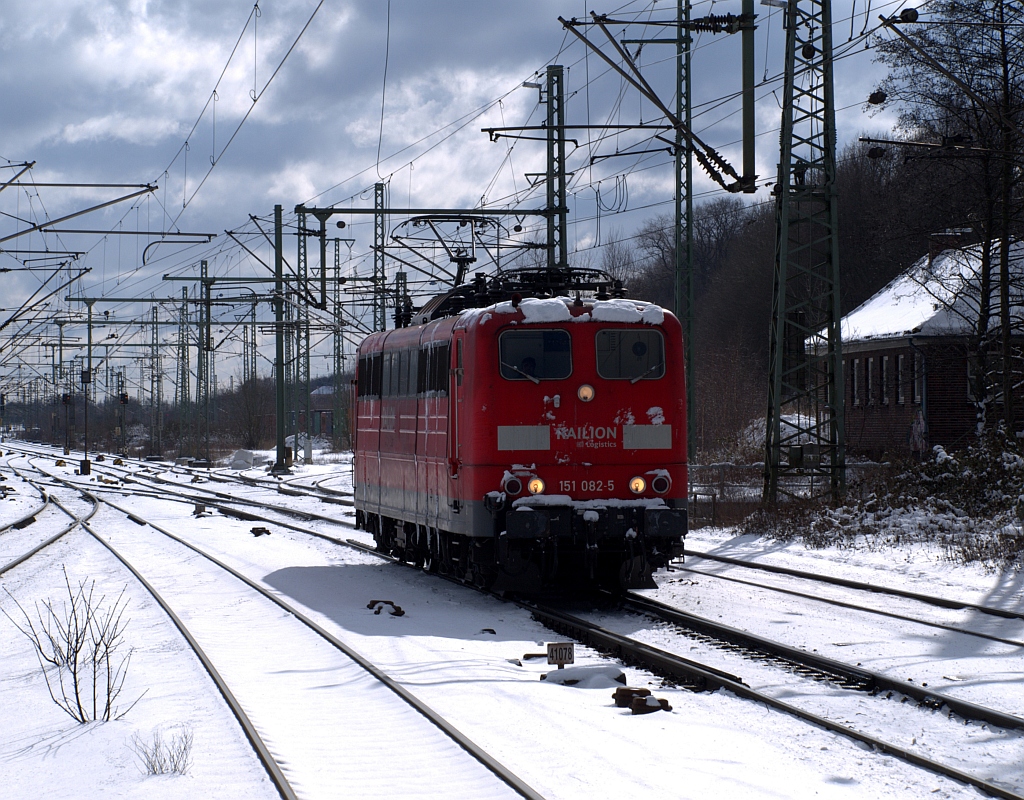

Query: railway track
[683,547,1024,623]
[337,536,1024,800]
[0,487,99,577]
[529,601,1022,799]
[9,445,1022,797]
[10,464,540,800]
[618,590,1024,728]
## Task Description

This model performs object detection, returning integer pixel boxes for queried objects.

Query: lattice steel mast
[176,287,191,454]
[545,65,568,270]
[296,206,311,460]
[764,0,845,502]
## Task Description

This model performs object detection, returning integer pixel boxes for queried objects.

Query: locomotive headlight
[504,476,523,495]
[528,477,546,495]
[651,474,671,494]
[577,384,595,402]
[629,476,647,494]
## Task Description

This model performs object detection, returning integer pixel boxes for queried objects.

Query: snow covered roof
[841,241,1024,343]
[461,296,666,326]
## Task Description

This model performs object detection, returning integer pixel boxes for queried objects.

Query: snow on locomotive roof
[460,296,665,325]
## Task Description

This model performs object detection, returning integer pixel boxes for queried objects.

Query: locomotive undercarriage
[356,502,686,593]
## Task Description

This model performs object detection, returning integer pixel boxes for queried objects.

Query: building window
[852,358,860,406]
[913,353,923,404]
[867,358,875,405]
[881,356,889,405]
[896,354,905,404]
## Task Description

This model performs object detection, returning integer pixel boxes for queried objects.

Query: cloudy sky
[0,0,905,389]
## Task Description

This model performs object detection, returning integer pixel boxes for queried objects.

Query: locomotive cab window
[499,330,572,381]
[596,329,665,381]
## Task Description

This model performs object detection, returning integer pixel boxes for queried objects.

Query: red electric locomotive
[353,269,687,591]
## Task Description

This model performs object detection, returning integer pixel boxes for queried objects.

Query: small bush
[131,726,194,776]
[1,567,144,722]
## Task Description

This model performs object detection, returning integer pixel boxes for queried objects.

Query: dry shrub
[131,726,194,775]
[743,431,1024,569]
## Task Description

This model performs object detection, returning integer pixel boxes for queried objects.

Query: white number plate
[547,642,575,665]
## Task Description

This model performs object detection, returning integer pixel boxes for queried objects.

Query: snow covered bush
[131,726,194,775]
[1,567,143,723]
[744,430,1024,569]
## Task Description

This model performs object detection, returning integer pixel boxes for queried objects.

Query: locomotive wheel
[424,531,440,573]
[469,541,498,589]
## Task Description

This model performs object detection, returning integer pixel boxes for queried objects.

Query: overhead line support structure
[296,206,311,461]
[375,183,388,331]
[563,5,756,462]
[274,205,289,474]
[150,303,163,457]
[196,260,212,464]
[545,65,569,270]
[177,287,191,457]
[65,294,180,462]
[0,186,157,245]
[764,0,844,503]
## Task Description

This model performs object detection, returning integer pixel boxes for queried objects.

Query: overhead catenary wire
[376,0,392,182]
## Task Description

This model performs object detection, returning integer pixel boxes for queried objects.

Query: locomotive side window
[357,354,383,398]
[397,350,410,396]
[499,330,572,381]
[407,349,419,396]
[420,343,450,396]
[371,353,383,396]
[417,349,428,394]
[382,352,393,396]
[357,356,370,397]
[595,329,665,381]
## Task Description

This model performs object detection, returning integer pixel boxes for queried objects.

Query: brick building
[840,240,1024,458]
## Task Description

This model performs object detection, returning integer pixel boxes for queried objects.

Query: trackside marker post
[547,642,574,669]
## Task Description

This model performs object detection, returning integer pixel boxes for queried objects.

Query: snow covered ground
[1,447,1021,798]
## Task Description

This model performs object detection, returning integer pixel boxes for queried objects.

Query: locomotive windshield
[596,329,665,381]
[499,330,572,381]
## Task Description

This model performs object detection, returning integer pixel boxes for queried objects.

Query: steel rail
[0,453,51,534]
[620,591,1024,732]
[48,458,332,519]
[77,506,297,800]
[523,601,743,691]
[340,538,1024,800]
[97,460,356,516]
[23,454,358,552]
[672,560,1024,648]
[684,549,1024,622]
[527,603,1023,800]
[213,468,355,503]
[11,459,297,800]
[35,459,1024,724]
[0,493,97,576]
[91,494,544,800]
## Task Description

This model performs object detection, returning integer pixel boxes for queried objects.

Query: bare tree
[220,377,274,450]
[873,0,1024,430]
